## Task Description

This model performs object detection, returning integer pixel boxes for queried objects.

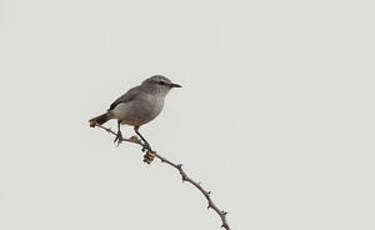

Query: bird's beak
[170,83,182,88]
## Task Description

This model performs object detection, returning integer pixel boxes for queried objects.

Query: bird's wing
[108,86,142,111]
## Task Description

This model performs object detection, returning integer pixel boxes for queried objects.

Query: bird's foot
[141,143,152,152]
[114,130,123,146]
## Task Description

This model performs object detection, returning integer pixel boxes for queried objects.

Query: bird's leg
[134,126,152,152]
[114,120,123,146]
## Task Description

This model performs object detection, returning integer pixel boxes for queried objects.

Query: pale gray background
[0,0,374,229]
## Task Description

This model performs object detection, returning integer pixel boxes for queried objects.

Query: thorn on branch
[176,164,183,169]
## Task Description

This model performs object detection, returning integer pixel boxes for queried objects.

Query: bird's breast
[112,94,165,126]
[144,93,165,117]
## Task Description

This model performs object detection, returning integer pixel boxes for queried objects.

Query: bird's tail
[89,112,111,127]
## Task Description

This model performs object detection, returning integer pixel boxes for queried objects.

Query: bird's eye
[158,81,165,85]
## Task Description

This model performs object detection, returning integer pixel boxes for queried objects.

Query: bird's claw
[114,130,123,146]
[141,143,152,152]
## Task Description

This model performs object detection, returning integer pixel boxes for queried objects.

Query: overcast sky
[1,0,374,229]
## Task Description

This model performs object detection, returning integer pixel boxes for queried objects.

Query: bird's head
[142,75,182,95]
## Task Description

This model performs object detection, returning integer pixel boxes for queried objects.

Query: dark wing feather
[108,86,141,111]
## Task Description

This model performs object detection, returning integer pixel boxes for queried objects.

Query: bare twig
[93,124,231,230]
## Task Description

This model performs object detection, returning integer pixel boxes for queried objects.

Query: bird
[89,75,182,150]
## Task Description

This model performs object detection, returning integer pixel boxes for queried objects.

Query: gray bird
[89,75,182,149]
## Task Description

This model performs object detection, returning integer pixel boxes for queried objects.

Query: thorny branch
[93,124,231,230]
